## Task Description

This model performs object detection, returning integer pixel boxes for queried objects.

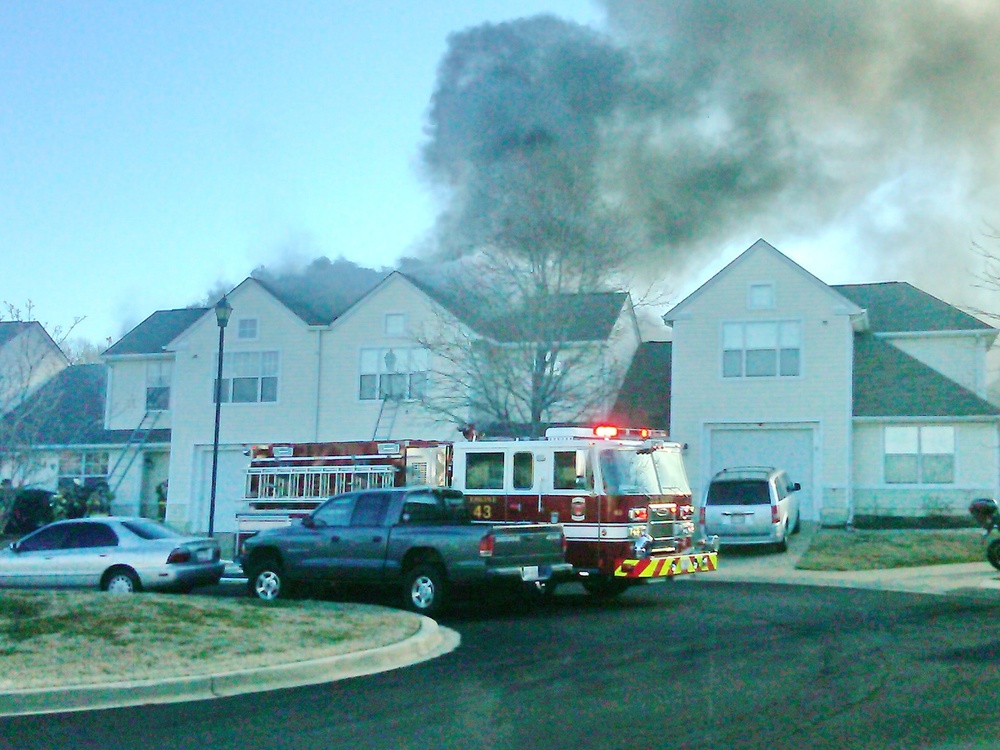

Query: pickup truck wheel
[403,565,446,616]
[247,558,286,601]
[987,538,1000,571]
[581,576,629,599]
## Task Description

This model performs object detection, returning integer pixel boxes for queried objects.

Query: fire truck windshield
[598,448,691,496]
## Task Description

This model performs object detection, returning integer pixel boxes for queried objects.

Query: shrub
[3,489,55,535]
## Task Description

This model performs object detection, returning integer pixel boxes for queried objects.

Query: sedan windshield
[599,448,691,496]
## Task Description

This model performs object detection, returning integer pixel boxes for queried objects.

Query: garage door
[709,427,816,520]
[198,447,251,533]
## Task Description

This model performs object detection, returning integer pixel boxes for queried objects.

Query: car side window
[350,493,390,527]
[18,525,71,552]
[68,522,118,549]
[313,494,357,527]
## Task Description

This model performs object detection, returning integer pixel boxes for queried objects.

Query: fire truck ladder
[372,396,399,441]
[108,410,161,494]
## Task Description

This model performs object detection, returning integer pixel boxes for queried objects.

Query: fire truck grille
[648,520,695,541]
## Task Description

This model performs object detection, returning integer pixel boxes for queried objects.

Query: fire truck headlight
[628,524,645,539]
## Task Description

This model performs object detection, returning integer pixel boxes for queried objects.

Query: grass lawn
[796,527,988,571]
[0,591,420,690]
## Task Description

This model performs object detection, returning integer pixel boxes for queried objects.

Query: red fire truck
[236,426,719,597]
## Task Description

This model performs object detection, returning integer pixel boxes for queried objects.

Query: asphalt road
[3,580,1000,750]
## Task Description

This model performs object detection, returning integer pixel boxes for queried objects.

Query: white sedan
[0,517,225,593]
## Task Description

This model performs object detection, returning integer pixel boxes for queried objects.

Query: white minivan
[700,467,801,552]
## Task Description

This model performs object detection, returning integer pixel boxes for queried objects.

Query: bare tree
[414,157,641,437]
[0,302,80,530]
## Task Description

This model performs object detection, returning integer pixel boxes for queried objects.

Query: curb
[0,616,460,717]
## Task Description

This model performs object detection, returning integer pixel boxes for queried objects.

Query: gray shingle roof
[853,334,1000,417]
[406,274,628,342]
[610,341,671,430]
[834,282,994,333]
[103,308,208,356]
[3,364,170,447]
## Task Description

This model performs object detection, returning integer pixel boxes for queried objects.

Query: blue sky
[4,1,999,350]
[0,1,604,345]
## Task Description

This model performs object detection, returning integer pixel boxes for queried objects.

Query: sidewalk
[697,522,1000,597]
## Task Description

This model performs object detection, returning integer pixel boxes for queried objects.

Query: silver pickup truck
[239,486,572,615]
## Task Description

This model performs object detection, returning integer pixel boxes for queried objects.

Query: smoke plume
[422,1,1000,304]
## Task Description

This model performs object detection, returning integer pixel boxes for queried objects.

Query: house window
[722,321,801,378]
[59,450,109,487]
[384,313,406,337]
[214,350,279,404]
[146,361,172,411]
[359,347,428,401]
[884,426,954,484]
[237,318,258,340]
[748,283,775,310]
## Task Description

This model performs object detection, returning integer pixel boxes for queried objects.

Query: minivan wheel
[775,522,789,553]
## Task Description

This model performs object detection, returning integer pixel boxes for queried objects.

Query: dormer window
[748,283,775,310]
[237,318,258,340]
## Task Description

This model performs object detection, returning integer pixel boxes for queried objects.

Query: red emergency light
[593,425,665,440]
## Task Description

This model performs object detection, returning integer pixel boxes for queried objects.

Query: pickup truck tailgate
[486,524,566,567]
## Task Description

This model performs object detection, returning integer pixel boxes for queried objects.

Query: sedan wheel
[103,569,140,594]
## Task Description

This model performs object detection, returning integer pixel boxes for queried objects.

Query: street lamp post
[208,295,233,536]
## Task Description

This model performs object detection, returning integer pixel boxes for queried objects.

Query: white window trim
[747,282,775,310]
[236,318,259,341]
[384,313,407,337]
[358,346,429,402]
[721,319,802,379]
[882,425,956,486]
[214,349,280,405]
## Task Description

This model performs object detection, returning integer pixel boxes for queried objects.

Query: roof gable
[853,334,1000,418]
[104,308,208,357]
[834,282,995,334]
[664,239,864,323]
[0,322,32,348]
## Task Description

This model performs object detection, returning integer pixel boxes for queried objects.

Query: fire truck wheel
[403,565,447,616]
[247,558,286,601]
[987,539,1000,571]
[581,576,630,599]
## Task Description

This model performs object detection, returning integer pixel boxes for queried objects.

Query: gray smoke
[422,1,1000,303]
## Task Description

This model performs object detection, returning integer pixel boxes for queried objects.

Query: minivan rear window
[706,479,770,506]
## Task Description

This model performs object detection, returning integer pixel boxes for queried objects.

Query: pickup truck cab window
[313,494,356,527]
[351,492,390,527]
